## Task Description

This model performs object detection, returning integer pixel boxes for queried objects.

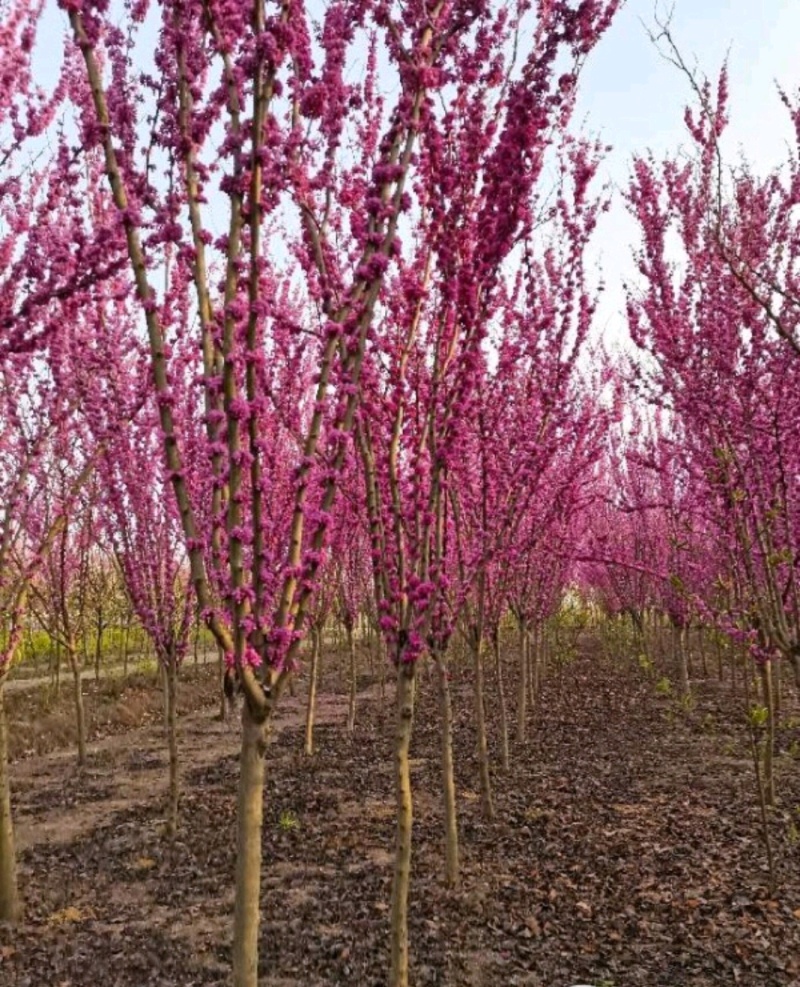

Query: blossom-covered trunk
[0,678,20,922]
[433,648,458,887]
[390,661,416,987]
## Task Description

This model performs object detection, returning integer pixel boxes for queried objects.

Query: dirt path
[10,684,369,854]
[6,648,219,694]
[3,646,800,987]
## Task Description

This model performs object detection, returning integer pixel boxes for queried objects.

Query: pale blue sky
[28,0,800,348]
[574,0,800,346]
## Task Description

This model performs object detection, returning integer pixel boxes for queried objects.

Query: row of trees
[2,5,622,984]
[3,1,800,985]
[582,56,800,887]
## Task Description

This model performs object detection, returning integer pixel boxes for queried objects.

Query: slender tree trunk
[537,624,546,692]
[491,631,510,772]
[336,622,346,690]
[676,624,690,698]
[366,620,375,676]
[744,651,752,708]
[772,657,782,720]
[218,645,227,722]
[433,650,458,887]
[304,627,321,756]
[516,619,528,743]
[378,639,387,724]
[68,646,87,767]
[471,633,494,820]
[94,623,103,682]
[94,619,103,682]
[529,623,540,717]
[123,616,131,678]
[232,703,269,987]
[761,659,776,807]
[390,661,416,987]
[346,621,357,733]
[750,720,777,896]
[0,679,21,922]
[161,663,169,722]
[53,637,62,696]
[165,659,179,837]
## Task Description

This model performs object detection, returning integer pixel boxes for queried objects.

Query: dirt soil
[5,661,223,760]
[2,644,800,986]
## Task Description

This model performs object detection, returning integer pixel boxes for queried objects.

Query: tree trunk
[699,627,709,678]
[433,651,458,887]
[161,663,169,723]
[529,623,541,717]
[743,650,752,708]
[346,621,356,733]
[94,617,103,682]
[123,616,131,678]
[336,622,346,690]
[535,624,546,694]
[491,631,510,772]
[232,702,269,987]
[390,661,416,987]
[471,634,494,821]
[304,627,321,756]
[676,624,690,697]
[68,647,87,767]
[165,659,179,837]
[772,657,782,720]
[366,620,375,676]
[218,645,227,722]
[516,619,528,743]
[761,659,776,807]
[378,638,387,728]
[52,636,62,696]
[94,620,105,679]
[0,679,21,922]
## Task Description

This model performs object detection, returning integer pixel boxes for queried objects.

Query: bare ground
[2,645,800,986]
